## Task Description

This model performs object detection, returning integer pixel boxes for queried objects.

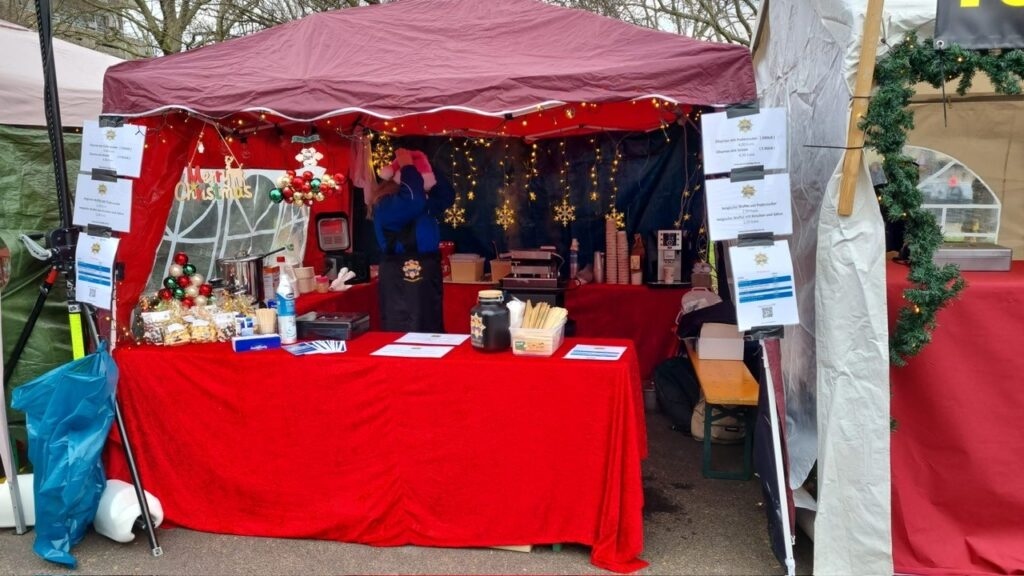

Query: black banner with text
[937,0,1024,50]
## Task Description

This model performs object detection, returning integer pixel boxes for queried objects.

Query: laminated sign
[936,0,1024,50]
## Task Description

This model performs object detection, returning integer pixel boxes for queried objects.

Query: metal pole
[0,295,28,534]
[3,268,58,387]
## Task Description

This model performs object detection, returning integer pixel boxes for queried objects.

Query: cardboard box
[450,254,484,283]
[697,323,743,361]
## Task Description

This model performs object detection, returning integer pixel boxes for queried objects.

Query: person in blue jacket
[371,148,454,332]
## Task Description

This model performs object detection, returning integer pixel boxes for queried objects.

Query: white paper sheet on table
[372,344,454,359]
[394,333,470,346]
[74,233,119,310]
[729,240,800,331]
[564,344,627,361]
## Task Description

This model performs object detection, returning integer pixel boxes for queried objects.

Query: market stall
[95,0,756,572]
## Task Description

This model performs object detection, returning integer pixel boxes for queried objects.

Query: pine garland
[861,33,1024,366]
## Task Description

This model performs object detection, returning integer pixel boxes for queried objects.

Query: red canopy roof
[102,0,755,137]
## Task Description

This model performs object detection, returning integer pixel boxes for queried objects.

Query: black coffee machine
[316,212,369,284]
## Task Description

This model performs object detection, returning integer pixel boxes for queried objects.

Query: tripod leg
[82,307,161,556]
[3,268,58,388]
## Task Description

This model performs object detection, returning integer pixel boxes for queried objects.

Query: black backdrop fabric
[354,123,706,278]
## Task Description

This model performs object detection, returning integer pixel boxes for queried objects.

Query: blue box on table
[232,334,281,352]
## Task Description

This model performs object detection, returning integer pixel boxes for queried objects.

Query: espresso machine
[655,230,684,285]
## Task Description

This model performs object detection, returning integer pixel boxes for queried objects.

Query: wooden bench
[684,340,759,480]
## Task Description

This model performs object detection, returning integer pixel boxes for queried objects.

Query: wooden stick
[838,0,886,217]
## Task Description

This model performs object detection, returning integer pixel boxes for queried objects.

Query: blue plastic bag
[11,343,117,568]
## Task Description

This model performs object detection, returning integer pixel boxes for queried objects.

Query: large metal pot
[216,247,286,303]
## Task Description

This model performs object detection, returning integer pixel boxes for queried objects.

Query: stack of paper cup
[605,219,618,284]
[256,309,278,335]
[616,230,629,285]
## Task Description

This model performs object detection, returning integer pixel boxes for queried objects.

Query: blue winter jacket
[373,165,455,254]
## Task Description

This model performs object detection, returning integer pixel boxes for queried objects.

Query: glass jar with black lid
[470,289,511,352]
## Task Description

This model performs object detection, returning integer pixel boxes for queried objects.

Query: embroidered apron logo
[402,259,423,281]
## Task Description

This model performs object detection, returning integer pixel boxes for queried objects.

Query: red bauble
[286,169,296,177]
[158,288,173,300]
[301,183,312,192]
[291,177,305,188]
[302,171,314,181]
[173,252,189,266]
[177,276,191,288]
[333,173,345,184]
[182,296,195,308]
[199,283,213,297]
[282,188,294,200]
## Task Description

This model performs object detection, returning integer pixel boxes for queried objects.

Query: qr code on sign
[762,306,774,319]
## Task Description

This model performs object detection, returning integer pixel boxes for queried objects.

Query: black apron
[378,222,444,333]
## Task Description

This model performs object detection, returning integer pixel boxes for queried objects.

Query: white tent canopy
[752,1,939,574]
[0,19,121,127]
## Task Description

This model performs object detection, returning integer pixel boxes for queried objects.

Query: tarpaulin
[102,0,755,133]
[0,126,77,402]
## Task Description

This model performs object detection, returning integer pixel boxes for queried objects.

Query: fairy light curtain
[358,121,706,273]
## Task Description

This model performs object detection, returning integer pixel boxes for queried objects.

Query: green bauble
[269,188,284,203]
[173,287,186,300]
[164,276,178,290]
[183,263,196,276]
[310,178,321,189]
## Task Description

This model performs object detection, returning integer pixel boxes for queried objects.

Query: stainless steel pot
[216,247,286,303]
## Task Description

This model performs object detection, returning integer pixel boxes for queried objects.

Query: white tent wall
[751,0,949,573]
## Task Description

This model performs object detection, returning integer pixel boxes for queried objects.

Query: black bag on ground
[653,356,701,432]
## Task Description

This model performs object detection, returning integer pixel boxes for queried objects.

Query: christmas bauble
[302,171,314,181]
[270,188,284,203]
[182,296,195,308]
[277,176,290,189]
[158,288,173,300]
[199,283,213,297]
[185,285,199,298]
[191,273,205,287]
[315,193,325,202]
[173,252,189,266]
[282,188,294,201]
[173,287,186,300]
[311,178,321,189]
[291,177,305,188]
[169,264,184,277]
[163,276,176,290]
[183,263,196,276]
[286,169,296,177]
[334,173,345,184]
[194,295,208,307]
[177,276,191,288]
[300,182,312,193]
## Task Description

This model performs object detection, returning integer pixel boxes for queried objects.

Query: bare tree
[546,0,757,45]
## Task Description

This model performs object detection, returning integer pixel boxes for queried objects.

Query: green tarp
[2,124,79,425]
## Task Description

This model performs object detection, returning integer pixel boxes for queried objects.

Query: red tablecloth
[106,333,648,573]
[888,261,1024,575]
[298,282,684,380]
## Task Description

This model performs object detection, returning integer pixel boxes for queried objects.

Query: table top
[684,340,759,406]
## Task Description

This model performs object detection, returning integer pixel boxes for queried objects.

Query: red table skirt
[888,261,1024,575]
[298,281,684,380]
[107,333,648,573]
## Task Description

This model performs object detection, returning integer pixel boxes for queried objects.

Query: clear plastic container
[510,320,566,357]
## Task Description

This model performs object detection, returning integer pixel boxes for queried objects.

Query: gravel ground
[0,412,812,575]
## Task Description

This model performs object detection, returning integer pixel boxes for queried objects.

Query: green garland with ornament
[861,33,1024,366]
